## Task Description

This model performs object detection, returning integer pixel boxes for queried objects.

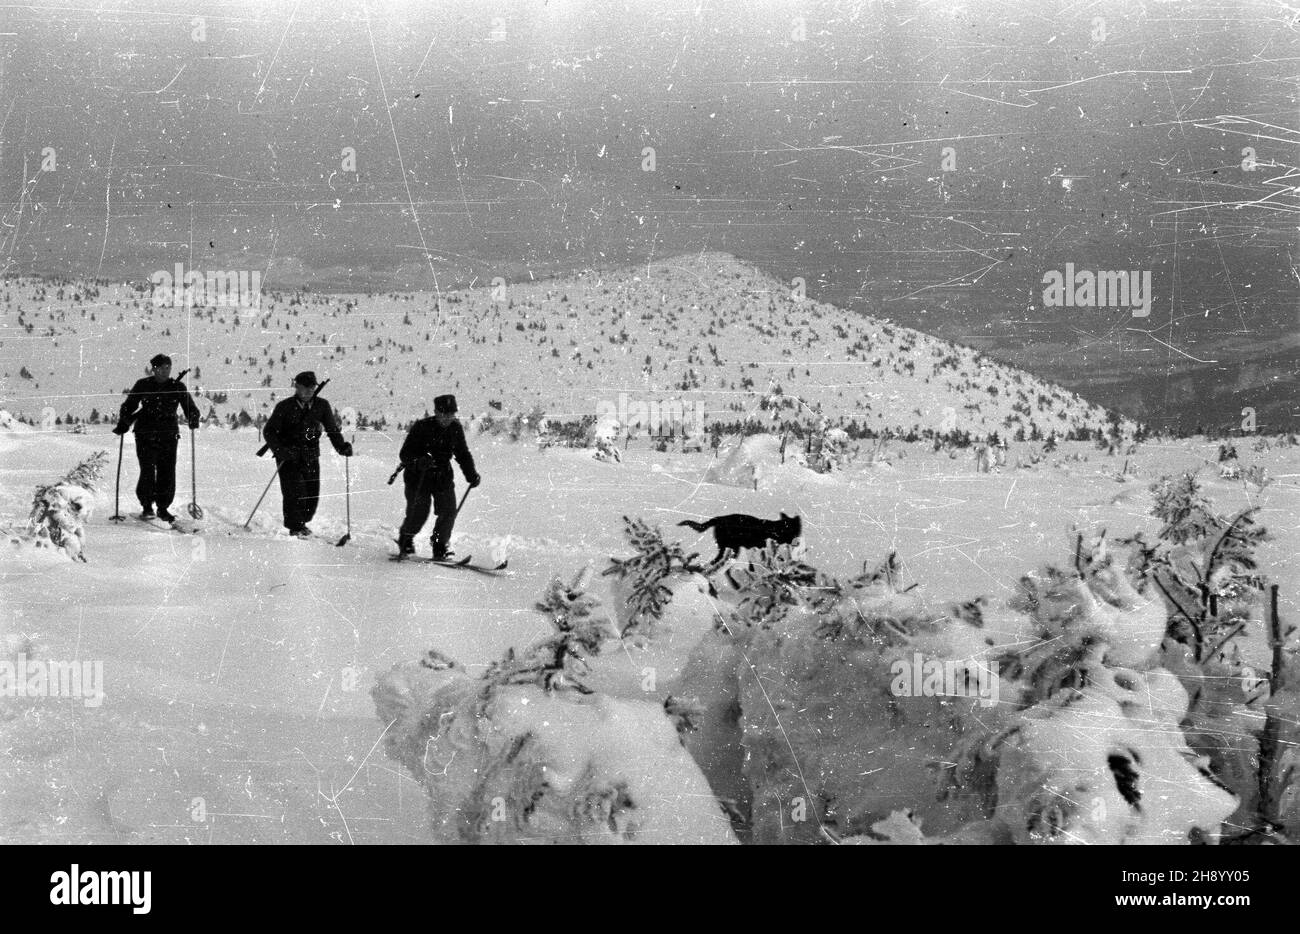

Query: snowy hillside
[1,417,1295,843]
[0,254,1128,441]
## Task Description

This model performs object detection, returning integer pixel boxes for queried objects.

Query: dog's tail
[677,518,715,533]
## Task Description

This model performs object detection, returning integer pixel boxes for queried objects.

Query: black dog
[678,512,802,565]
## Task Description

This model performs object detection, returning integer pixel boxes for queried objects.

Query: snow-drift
[372,568,738,845]
[374,516,1246,845]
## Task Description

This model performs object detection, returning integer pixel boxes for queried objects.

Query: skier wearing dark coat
[114,353,201,520]
[261,371,352,536]
[397,394,480,559]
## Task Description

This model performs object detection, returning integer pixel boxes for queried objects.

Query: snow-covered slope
[0,255,1128,441]
[1,420,1294,843]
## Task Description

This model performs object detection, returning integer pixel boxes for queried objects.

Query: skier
[397,394,480,559]
[113,353,201,521]
[261,372,353,537]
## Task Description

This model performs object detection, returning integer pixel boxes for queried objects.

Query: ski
[161,522,202,535]
[388,538,471,565]
[430,556,510,574]
[432,554,474,567]
[388,549,508,573]
[388,552,470,565]
[136,517,201,535]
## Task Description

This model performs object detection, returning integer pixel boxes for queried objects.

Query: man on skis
[261,371,353,537]
[114,353,201,522]
[397,394,480,559]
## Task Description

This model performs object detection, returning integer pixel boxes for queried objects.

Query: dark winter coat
[262,396,348,460]
[400,417,478,482]
[118,377,201,436]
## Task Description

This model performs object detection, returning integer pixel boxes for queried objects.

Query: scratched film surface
[0,0,1297,845]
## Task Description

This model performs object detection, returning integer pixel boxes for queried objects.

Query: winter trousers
[277,453,321,530]
[400,467,457,549]
[134,432,179,512]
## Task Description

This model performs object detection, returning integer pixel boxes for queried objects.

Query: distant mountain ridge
[0,253,1133,442]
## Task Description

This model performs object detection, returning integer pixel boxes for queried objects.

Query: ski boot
[157,508,176,523]
[430,535,452,562]
[397,533,416,558]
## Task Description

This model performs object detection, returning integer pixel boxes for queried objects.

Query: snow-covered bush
[537,415,598,451]
[705,433,806,489]
[371,568,737,845]
[712,532,1243,844]
[1121,473,1297,842]
[937,533,1238,844]
[590,415,623,462]
[722,550,1012,843]
[808,425,855,473]
[991,662,1235,844]
[0,409,34,433]
[24,450,109,561]
[681,432,706,453]
[1242,463,1271,489]
[589,518,749,819]
[474,405,548,443]
[593,435,622,463]
[376,504,1285,845]
[601,516,709,640]
[1005,532,1167,672]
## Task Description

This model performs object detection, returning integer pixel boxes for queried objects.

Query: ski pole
[336,436,352,547]
[244,463,282,529]
[110,432,126,522]
[187,428,204,520]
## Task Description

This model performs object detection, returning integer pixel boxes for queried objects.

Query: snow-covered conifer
[26,450,109,561]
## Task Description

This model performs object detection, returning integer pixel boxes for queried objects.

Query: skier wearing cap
[262,371,353,537]
[397,394,480,559]
[114,353,201,521]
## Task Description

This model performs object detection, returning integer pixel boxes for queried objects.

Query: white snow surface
[1,424,1297,843]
